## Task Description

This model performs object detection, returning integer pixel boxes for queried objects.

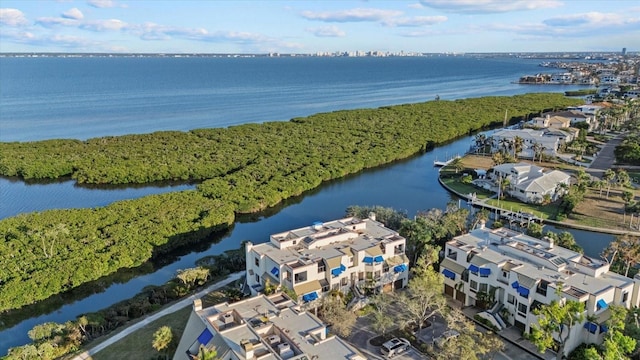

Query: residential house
[490,129,558,159]
[531,115,570,130]
[489,162,570,203]
[440,225,640,358]
[173,293,366,360]
[244,216,409,304]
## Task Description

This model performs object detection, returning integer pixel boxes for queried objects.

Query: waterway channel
[0,132,615,353]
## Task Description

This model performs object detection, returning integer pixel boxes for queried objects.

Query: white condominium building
[245,215,409,304]
[440,224,640,357]
[173,293,366,360]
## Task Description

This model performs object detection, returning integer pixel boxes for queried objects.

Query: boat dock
[433,154,460,167]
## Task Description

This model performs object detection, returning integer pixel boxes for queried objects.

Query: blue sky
[0,0,639,53]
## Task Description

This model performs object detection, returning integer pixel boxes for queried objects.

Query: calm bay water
[0,56,610,353]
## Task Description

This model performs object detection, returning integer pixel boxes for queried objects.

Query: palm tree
[474,134,486,154]
[603,169,615,198]
[513,136,524,159]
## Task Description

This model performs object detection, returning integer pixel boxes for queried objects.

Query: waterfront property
[173,293,365,360]
[490,129,559,158]
[487,162,571,204]
[244,216,409,303]
[440,224,640,358]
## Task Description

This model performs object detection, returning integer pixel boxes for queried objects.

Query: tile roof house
[489,162,570,203]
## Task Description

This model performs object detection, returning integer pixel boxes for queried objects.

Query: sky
[0,0,639,54]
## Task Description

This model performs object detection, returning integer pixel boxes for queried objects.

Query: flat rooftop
[196,294,364,360]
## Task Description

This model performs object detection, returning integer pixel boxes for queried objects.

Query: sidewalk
[72,271,245,360]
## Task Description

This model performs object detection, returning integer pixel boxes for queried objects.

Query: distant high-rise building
[622,47,627,56]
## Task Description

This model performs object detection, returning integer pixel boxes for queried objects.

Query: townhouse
[245,216,409,304]
[173,293,366,360]
[440,225,640,357]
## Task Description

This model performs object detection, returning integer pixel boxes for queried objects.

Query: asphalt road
[587,132,625,178]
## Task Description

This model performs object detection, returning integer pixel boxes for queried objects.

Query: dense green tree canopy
[0,93,582,312]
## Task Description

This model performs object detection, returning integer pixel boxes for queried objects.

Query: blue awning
[584,322,598,334]
[468,264,479,273]
[599,324,608,333]
[597,299,608,310]
[374,255,384,263]
[479,268,491,276]
[197,328,214,345]
[518,286,530,298]
[302,291,318,302]
[442,269,456,280]
[511,281,519,289]
[331,268,342,277]
[394,264,407,273]
[270,267,279,277]
[340,264,346,271]
[363,256,374,264]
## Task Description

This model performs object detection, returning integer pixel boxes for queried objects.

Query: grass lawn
[485,198,558,220]
[441,177,492,199]
[90,306,191,360]
[85,287,230,360]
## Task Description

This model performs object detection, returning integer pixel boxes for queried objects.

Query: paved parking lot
[346,311,543,360]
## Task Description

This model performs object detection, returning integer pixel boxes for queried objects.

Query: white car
[380,337,410,358]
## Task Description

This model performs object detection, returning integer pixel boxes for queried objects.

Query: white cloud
[87,0,126,9]
[419,0,562,14]
[484,12,640,38]
[36,16,79,28]
[543,12,637,27]
[301,8,403,22]
[80,19,128,31]
[383,15,447,27]
[62,8,84,20]
[306,25,346,37]
[0,8,29,26]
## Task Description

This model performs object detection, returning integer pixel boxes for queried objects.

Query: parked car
[380,337,410,358]
[433,330,460,348]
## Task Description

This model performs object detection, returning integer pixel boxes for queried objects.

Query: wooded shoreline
[0,93,582,313]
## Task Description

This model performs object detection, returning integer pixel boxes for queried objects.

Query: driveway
[587,132,625,178]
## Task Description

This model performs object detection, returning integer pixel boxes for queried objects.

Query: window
[536,280,549,297]
[255,274,260,283]
[322,284,330,292]
[317,262,325,273]
[254,257,260,266]
[374,270,381,280]
[332,283,339,291]
[470,280,478,293]
[507,294,515,305]
[383,263,389,273]
[479,283,488,293]
[447,249,457,260]
[518,303,528,316]
[366,271,373,280]
[294,271,307,283]
[358,272,364,281]
[502,271,508,278]
[622,291,629,303]
[341,277,348,286]
[292,240,297,245]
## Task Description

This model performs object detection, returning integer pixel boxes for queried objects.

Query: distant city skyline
[0,0,639,54]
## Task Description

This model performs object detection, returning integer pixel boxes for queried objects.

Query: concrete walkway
[72,271,245,360]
